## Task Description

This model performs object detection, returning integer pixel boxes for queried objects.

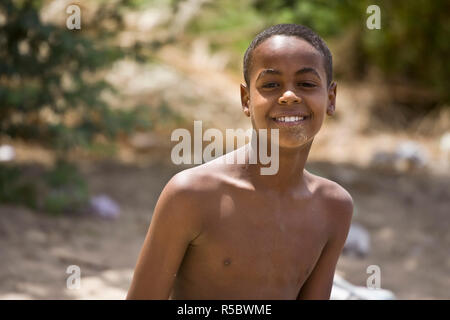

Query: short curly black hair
[243,24,333,87]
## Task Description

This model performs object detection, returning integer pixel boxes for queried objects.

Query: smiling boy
[127,24,353,300]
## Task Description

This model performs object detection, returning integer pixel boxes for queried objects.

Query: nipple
[223,258,231,266]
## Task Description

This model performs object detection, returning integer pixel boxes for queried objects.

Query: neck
[240,137,313,195]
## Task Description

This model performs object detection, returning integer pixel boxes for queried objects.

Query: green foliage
[187,0,264,54]
[187,0,449,106]
[0,160,89,215]
[0,0,154,155]
[42,160,89,215]
[361,0,450,102]
[0,164,37,208]
[0,0,171,214]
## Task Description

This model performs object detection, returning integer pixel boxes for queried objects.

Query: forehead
[250,35,326,81]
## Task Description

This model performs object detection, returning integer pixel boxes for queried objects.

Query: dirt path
[0,158,449,299]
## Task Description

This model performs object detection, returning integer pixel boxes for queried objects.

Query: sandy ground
[1,150,449,300]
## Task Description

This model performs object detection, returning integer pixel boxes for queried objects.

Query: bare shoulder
[159,162,227,215]
[319,178,353,215]
[166,162,226,196]
[150,164,226,244]
[306,170,354,234]
[306,170,353,212]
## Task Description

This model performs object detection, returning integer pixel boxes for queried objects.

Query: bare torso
[169,161,331,299]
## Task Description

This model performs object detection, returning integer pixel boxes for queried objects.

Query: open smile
[271,115,311,126]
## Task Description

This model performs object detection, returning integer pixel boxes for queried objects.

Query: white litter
[90,194,120,219]
[0,145,15,162]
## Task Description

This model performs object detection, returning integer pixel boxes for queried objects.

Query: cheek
[307,92,328,118]
[305,93,328,133]
[250,96,271,118]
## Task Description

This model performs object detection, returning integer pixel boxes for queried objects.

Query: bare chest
[177,190,329,297]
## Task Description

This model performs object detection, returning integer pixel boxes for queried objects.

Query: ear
[240,83,250,117]
[326,81,337,116]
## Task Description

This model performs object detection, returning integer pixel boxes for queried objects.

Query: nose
[278,90,301,105]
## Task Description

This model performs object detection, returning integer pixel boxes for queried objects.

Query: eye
[298,82,316,88]
[262,82,280,89]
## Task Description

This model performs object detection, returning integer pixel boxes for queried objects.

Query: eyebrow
[256,67,321,81]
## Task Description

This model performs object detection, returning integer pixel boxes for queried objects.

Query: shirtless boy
[126,24,353,300]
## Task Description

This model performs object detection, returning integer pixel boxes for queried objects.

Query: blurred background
[0,0,449,299]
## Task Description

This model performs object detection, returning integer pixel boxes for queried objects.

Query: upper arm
[126,171,204,299]
[297,184,353,300]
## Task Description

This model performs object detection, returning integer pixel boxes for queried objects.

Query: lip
[270,112,311,118]
[271,115,311,127]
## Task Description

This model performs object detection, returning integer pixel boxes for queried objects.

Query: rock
[90,195,120,219]
[343,222,370,258]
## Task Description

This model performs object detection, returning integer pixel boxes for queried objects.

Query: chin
[274,136,312,150]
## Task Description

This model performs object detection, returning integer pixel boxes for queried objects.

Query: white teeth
[275,116,306,122]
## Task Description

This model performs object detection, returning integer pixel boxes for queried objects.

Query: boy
[126,24,353,300]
